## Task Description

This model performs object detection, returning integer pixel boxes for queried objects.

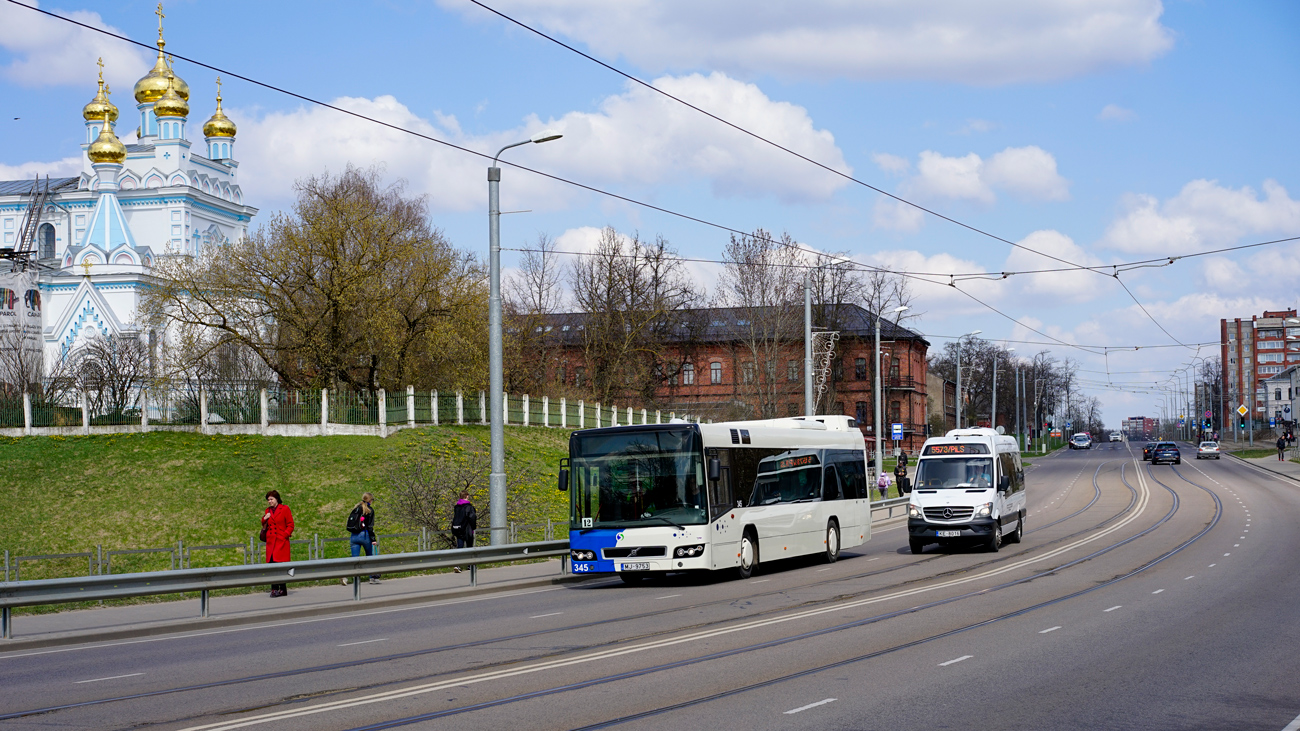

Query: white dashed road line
[1152,589,1164,594]
[529,612,563,619]
[1039,626,1061,634]
[656,594,682,600]
[1104,606,1122,612]
[337,639,387,647]
[940,655,973,666]
[784,698,837,715]
[75,673,143,684]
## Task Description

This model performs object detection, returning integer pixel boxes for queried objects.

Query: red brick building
[545,305,931,452]
[1221,308,1300,420]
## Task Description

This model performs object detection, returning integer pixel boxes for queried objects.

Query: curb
[1223,452,1300,484]
[0,573,597,652]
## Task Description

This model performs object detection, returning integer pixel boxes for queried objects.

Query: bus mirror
[558,468,569,492]
[997,474,1010,492]
[708,457,720,482]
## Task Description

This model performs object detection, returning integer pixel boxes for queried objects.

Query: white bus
[560,417,872,583]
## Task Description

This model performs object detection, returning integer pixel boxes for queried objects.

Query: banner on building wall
[0,269,43,385]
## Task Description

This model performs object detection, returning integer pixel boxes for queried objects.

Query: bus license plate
[936,530,962,537]
[620,562,650,571]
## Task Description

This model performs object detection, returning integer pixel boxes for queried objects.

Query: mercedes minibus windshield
[571,427,707,529]
[913,457,995,489]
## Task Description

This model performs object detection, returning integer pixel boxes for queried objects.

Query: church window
[75,215,86,226]
[3,219,11,229]
[3,232,12,245]
[39,223,55,259]
[172,225,181,237]
[171,211,181,221]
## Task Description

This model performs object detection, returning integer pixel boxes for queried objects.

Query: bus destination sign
[923,444,991,456]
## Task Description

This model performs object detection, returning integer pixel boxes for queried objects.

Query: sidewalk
[1226,452,1300,482]
[1,559,586,651]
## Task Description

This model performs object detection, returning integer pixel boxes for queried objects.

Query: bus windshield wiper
[641,515,686,530]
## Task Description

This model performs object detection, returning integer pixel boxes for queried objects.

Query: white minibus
[906,428,1026,554]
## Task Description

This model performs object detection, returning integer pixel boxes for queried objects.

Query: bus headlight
[674,545,705,558]
[975,502,992,517]
[571,549,597,561]
[908,504,922,519]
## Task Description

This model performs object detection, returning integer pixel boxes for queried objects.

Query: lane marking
[817,568,832,572]
[1281,710,1300,731]
[784,698,837,715]
[529,612,563,619]
[75,673,143,684]
[752,579,770,583]
[177,464,1158,731]
[1224,553,1231,556]
[1234,544,1240,547]
[866,558,880,562]
[1039,626,1061,634]
[1209,564,1216,568]
[1185,576,1195,580]
[1104,606,1122,612]
[939,655,972,666]
[656,595,682,600]
[1152,589,1164,594]
[337,639,387,647]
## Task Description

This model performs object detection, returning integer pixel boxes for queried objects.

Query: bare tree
[505,233,566,393]
[72,333,149,421]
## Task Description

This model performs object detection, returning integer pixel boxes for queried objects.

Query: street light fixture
[955,330,981,428]
[875,305,909,479]
[487,129,562,546]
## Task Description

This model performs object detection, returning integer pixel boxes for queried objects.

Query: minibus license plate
[936,530,961,537]
[621,562,650,571]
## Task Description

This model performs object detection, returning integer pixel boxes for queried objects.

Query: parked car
[1151,442,1181,465]
[1142,442,1156,461]
[1196,441,1221,459]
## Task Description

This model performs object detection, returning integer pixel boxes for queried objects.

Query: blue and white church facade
[0,19,256,362]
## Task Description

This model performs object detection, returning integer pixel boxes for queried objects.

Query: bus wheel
[824,520,840,564]
[737,530,758,579]
[909,539,925,555]
[987,523,1002,553]
[1008,512,1025,544]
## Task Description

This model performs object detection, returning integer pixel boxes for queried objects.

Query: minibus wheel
[987,523,1002,552]
[909,539,925,555]
[1008,512,1024,543]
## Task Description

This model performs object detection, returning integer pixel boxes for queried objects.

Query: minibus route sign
[922,444,991,455]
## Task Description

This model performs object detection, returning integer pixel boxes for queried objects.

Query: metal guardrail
[871,496,911,519]
[0,540,568,640]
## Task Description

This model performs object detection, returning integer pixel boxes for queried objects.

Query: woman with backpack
[261,490,294,597]
[343,492,381,585]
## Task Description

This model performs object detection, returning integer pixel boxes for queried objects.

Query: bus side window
[823,466,842,501]
[708,448,737,512]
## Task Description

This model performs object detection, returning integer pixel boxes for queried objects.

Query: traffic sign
[1204,410,1212,418]
[1237,404,1249,417]
[891,423,904,440]
[1270,418,1277,428]
[1065,421,1072,429]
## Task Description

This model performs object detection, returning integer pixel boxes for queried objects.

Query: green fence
[268,389,321,425]
[330,389,377,425]
[206,387,260,425]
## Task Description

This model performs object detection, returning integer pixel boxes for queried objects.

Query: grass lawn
[1230,448,1279,459]
[0,426,571,580]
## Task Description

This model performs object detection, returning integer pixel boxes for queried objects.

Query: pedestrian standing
[262,490,294,597]
[876,471,891,500]
[451,491,477,573]
[893,460,910,495]
[1278,435,1287,461]
[343,492,381,586]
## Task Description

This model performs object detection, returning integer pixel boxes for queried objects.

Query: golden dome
[82,59,120,123]
[202,79,236,138]
[132,10,189,105]
[153,71,189,118]
[87,126,127,164]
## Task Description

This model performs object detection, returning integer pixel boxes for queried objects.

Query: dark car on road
[1142,442,1156,461]
[1151,442,1181,465]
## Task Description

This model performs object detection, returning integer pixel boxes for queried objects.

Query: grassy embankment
[0,426,570,587]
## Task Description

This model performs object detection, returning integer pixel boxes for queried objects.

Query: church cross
[97,57,104,83]
[155,3,166,49]
[81,260,93,277]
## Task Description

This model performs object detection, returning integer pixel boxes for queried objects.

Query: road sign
[891,423,904,440]
[1065,421,1072,429]
[1204,410,1212,418]
[1237,404,1249,416]
[1270,418,1277,428]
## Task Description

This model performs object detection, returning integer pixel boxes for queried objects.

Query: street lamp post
[991,347,1013,433]
[875,305,909,479]
[955,330,981,429]
[487,129,561,545]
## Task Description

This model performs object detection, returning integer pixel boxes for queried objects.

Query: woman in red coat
[262,490,294,597]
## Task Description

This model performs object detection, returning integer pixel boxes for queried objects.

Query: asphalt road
[3,441,1299,730]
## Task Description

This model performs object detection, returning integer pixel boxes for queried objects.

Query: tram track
[338,458,1222,731]
[0,454,1146,725]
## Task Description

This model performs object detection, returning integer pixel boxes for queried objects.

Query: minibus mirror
[558,468,569,492]
[997,475,1010,492]
[708,457,721,482]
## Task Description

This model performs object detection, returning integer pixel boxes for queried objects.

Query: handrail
[0,540,567,639]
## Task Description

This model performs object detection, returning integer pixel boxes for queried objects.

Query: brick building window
[575,367,586,387]
[788,360,798,381]
[711,362,723,384]
[742,362,754,384]
[682,363,695,385]
[855,401,867,422]
[833,357,843,382]
[889,400,902,424]
[787,402,798,416]
[854,357,866,380]
[558,365,566,384]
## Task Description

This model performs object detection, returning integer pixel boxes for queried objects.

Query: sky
[2,0,1298,428]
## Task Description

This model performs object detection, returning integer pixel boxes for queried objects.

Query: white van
[906,428,1026,554]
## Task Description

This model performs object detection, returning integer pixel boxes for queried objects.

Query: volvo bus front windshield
[913,457,995,489]
[571,427,708,529]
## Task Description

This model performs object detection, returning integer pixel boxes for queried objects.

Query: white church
[0,12,257,360]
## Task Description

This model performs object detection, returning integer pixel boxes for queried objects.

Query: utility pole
[804,272,813,417]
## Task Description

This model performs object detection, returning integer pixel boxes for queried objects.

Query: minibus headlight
[674,544,705,558]
[975,502,993,517]
[908,503,922,519]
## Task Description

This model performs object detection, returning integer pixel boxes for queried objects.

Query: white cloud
[0,156,80,179]
[0,1,149,90]
[236,72,850,212]
[1003,229,1112,303]
[983,146,1071,201]
[872,198,925,232]
[957,119,998,135]
[440,0,1174,84]
[1101,179,1300,255]
[881,146,1069,223]
[863,248,1001,312]
[1098,104,1136,122]
[871,152,910,176]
